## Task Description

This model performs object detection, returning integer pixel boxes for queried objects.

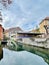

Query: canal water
[0,48,48,65]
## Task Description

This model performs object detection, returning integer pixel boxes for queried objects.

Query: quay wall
[18,38,49,48]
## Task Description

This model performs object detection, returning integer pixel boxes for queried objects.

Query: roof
[5,27,22,33]
[40,17,49,24]
[45,17,49,20]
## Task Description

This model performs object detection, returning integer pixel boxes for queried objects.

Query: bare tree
[0,0,12,7]
[0,0,12,23]
[44,25,48,35]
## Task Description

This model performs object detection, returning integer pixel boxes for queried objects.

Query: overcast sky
[0,0,49,31]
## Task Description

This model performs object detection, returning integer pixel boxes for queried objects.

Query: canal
[0,48,48,65]
[0,41,49,65]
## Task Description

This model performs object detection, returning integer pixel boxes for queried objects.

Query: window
[48,20,49,24]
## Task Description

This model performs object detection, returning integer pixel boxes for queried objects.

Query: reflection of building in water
[0,47,3,60]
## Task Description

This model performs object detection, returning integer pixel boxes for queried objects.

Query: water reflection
[0,48,48,65]
[22,44,49,65]
[0,47,3,60]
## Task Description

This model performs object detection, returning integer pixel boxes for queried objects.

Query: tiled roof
[5,27,22,33]
[40,17,49,24]
[45,17,49,20]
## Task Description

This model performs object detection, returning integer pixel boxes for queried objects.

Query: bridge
[17,32,44,38]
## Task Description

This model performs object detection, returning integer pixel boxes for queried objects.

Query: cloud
[1,0,49,31]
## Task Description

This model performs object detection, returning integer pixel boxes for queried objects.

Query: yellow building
[39,17,49,33]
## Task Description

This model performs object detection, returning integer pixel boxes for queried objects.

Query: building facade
[5,27,22,40]
[0,24,4,40]
[39,17,49,33]
[0,12,4,40]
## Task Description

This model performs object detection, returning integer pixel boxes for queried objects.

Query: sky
[0,0,49,31]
